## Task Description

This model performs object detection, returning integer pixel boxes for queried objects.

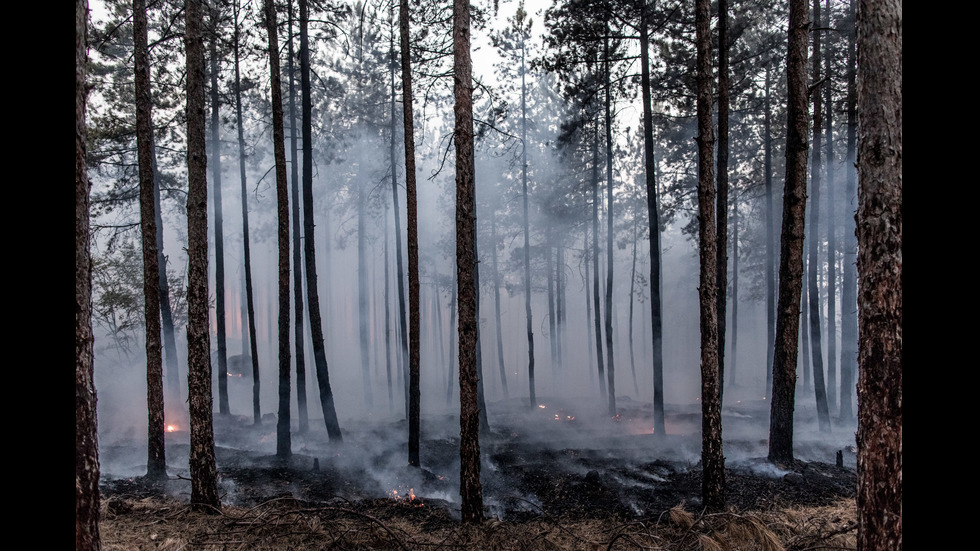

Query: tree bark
[768,0,810,465]
[185,0,221,511]
[716,0,730,406]
[695,0,725,512]
[400,0,421,467]
[856,0,902,547]
[453,0,483,522]
[77,1,102,545]
[134,0,167,481]
[264,0,292,459]
[300,0,342,441]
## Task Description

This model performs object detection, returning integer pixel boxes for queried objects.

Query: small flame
[166,425,178,433]
[538,405,546,409]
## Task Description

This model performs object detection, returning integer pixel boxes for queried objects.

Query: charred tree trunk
[764,62,775,400]
[547,240,557,378]
[628,215,639,396]
[824,0,837,413]
[185,0,221,510]
[233,0,262,425]
[591,121,605,399]
[584,224,595,384]
[76,1,101,544]
[287,0,309,435]
[386,21,397,410]
[730,193,739,388]
[639,3,665,434]
[134,0,167,480]
[716,0,730,406]
[300,0,342,441]
[520,31,536,409]
[856,0,902,547]
[399,0,421,466]
[809,0,831,432]
[454,0,484,522]
[839,0,857,423]
[264,0,292,459]
[491,209,509,398]
[768,0,810,465]
[695,0,725,512]
[603,31,616,417]
[208,5,230,417]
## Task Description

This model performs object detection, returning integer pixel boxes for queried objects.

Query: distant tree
[855,0,901,547]
[768,0,810,465]
[695,0,725,513]
[453,0,483,524]
[134,0,167,480]
[263,0,292,460]
[184,0,221,511]
[77,0,102,546]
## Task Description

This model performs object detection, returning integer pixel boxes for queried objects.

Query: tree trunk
[768,0,810,465]
[639,3,665,434]
[856,0,902,546]
[300,0,342,441]
[185,0,221,510]
[287,0,309,435]
[491,209,509,398]
[399,0,421,466]
[603,31,616,417]
[763,62,775,400]
[208,5,230,417]
[824,0,837,413]
[134,0,167,480]
[264,0,292,459]
[520,32,536,409]
[838,0,857,423]
[809,0,831,432]
[233,0,262,426]
[716,0,729,406]
[591,121,605,399]
[453,0,483,522]
[76,1,102,544]
[584,224,595,385]
[695,0,725,512]
[730,193,739,388]
[628,216,638,396]
[547,240,557,379]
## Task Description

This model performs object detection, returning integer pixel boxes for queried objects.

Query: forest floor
[98,396,859,550]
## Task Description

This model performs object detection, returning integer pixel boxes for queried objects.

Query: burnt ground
[99,396,857,524]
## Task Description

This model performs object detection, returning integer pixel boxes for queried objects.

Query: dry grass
[99,495,857,550]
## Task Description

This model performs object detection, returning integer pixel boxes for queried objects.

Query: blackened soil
[100,399,857,521]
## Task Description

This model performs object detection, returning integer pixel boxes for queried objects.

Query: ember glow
[165,425,178,433]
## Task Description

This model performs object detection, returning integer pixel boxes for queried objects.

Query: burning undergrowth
[100,397,857,532]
